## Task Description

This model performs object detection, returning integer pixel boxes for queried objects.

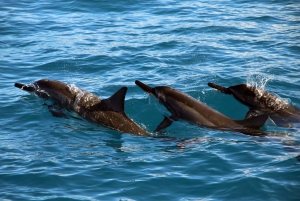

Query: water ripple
[1,0,300,200]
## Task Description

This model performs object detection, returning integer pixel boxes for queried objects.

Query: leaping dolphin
[208,82,300,128]
[135,80,268,135]
[15,79,149,136]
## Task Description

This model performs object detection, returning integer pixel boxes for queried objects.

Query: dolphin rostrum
[208,82,300,128]
[15,79,149,136]
[135,80,268,135]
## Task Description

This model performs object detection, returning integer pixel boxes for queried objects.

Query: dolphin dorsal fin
[102,87,127,113]
[236,114,268,129]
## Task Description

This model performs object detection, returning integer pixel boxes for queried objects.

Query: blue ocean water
[1,0,300,200]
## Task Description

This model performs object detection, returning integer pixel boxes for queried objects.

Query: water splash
[246,73,274,89]
[68,84,100,112]
[246,73,290,111]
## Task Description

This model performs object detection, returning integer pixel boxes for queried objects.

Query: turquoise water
[1,0,300,200]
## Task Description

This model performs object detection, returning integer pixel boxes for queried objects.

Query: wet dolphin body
[15,79,149,136]
[208,82,300,128]
[135,80,268,135]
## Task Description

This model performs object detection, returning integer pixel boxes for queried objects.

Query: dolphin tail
[208,82,232,95]
[235,114,268,129]
[135,80,155,94]
[14,83,35,92]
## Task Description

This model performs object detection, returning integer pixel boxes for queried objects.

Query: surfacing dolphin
[15,79,149,136]
[208,82,300,128]
[135,80,268,135]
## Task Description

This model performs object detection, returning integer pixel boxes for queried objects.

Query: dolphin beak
[14,83,35,92]
[135,80,155,95]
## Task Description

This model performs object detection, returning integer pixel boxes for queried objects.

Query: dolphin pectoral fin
[207,83,231,95]
[135,80,155,94]
[245,108,261,119]
[269,114,292,128]
[154,115,177,132]
[43,103,69,119]
[236,114,268,129]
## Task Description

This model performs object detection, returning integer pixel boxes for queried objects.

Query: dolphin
[208,82,300,127]
[135,80,268,135]
[15,79,149,136]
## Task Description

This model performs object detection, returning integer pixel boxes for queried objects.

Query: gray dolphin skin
[208,82,300,127]
[135,80,268,135]
[15,79,149,136]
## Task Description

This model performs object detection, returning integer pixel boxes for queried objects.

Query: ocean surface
[1,0,300,200]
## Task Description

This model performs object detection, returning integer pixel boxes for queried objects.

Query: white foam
[68,84,101,112]
[246,73,273,89]
[246,74,289,111]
